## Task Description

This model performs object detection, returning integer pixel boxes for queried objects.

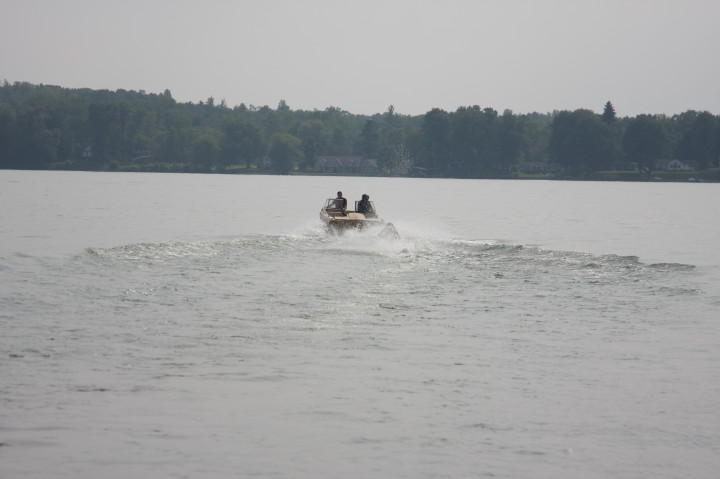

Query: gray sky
[2,0,719,117]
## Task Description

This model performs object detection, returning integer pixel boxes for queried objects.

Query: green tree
[549,109,616,173]
[622,114,670,174]
[601,101,617,124]
[88,102,122,165]
[318,106,356,155]
[360,119,381,158]
[450,106,481,175]
[190,128,221,171]
[450,106,502,176]
[296,119,331,170]
[419,108,451,174]
[677,111,720,169]
[269,133,303,174]
[385,105,395,125]
[219,119,265,168]
[158,128,192,165]
[15,104,61,168]
[518,114,551,166]
[0,104,17,168]
[277,99,290,113]
[498,110,525,172]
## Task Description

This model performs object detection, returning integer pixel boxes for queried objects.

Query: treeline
[1,81,719,178]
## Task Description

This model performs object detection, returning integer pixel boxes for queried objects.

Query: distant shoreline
[3,83,719,182]
[4,166,717,183]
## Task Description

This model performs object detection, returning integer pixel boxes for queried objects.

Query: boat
[319,197,399,238]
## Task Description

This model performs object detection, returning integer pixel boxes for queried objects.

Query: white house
[654,159,699,171]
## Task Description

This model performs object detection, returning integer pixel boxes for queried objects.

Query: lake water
[1,170,719,479]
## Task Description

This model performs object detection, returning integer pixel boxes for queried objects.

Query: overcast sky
[2,0,719,117]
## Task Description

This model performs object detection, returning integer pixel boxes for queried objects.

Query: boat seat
[325,208,345,217]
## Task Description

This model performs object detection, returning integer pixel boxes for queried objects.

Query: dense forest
[1,81,719,180]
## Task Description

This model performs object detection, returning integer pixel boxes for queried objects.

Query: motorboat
[319,197,399,238]
[320,197,384,230]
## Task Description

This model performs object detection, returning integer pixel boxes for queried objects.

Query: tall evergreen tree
[601,101,617,124]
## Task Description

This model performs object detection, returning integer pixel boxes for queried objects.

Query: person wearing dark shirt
[357,194,373,216]
[335,191,347,210]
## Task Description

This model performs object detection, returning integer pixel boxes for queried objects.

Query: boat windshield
[324,198,344,209]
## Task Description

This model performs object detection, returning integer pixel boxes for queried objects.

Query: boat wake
[84,232,696,282]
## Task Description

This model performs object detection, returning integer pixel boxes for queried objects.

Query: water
[1,170,719,478]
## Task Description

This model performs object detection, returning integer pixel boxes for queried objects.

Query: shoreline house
[654,159,699,171]
[315,156,379,175]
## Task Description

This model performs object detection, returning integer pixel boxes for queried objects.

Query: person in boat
[357,193,374,216]
[334,191,347,212]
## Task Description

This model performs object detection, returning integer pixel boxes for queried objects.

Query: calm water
[1,170,719,479]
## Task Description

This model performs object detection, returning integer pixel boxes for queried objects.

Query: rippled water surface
[1,171,719,478]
